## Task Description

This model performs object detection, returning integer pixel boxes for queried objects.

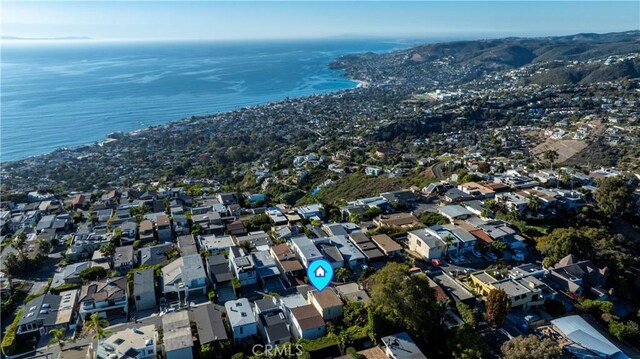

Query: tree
[500,335,561,359]
[363,207,382,219]
[47,328,68,350]
[443,235,455,257]
[456,301,482,327]
[525,193,540,213]
[447,326,488,359]
[335,267,350,283]
[485,288,510,327]
[418,212,449,226]
[84,313,111,340]
[37,238,52,256]
[608,320,640,341]
[80,266,107,281]
[12,232,27,260]
[536,227,609,267]
[595,177,634,217]
[368,263,444,342]
[542,150,559,170]
[2,253,20,274]
[100,242,116,256]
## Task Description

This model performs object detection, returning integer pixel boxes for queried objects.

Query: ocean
[1,39,404,162]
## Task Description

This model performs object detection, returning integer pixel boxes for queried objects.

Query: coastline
[2,74,368,165]
[354,79,370,88]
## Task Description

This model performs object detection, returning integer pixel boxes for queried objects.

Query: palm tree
[84,313,111,340]
[12,232,27,260]
[443,235,455,258]
[526,193,540,213]
[335,267,349,283]
[543,150,559,170]
[47,328,67,350]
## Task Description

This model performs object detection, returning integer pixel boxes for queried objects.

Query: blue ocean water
[1,39,403,162]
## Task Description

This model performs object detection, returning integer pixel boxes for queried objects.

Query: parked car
[431,259,442,266]
[485,252,498,261]
[513,251,525,261]
[471,249,482,258]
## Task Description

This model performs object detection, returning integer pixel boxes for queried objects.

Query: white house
[225,298,258,344]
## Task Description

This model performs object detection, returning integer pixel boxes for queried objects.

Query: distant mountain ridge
[331,30,640,86]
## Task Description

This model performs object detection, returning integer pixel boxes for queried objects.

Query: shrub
[207,290,216,302]
[1,308,22,355]
[80,266,107,281]
[50,283,82,294]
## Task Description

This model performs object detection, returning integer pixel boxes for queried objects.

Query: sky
[2,1,639,41]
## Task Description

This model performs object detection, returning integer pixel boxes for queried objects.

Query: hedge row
[1,308,23,355]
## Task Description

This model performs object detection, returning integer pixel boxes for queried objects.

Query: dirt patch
[532,139,588,163]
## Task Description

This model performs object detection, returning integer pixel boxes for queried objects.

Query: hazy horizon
[3,1,639,42]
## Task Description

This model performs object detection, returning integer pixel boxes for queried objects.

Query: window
[240,327,243,334]
[135,296,141,300]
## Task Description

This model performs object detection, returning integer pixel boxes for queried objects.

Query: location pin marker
[307,259,334,292]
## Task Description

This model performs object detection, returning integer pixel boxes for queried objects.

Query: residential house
[371,234,402,257]
[155,214,173,243]
[163,311,194,359]
[380,190,417,207]
[177,234,198,256]
[254,298,291,346]
[198,234,234,255]
[252,250,282,289]
[550,315,629,359]
[161,254,208,303]
[206,254,234,290]
[229,247,257,286]
[172,214,189,236]
[496,192,528,213]
[66,225,110,261]
[236,231,272,251]
[381,332,427,359]
[319,235,367,270]
[79,277,128,320]
[51,262,91,289]
[96,325,158,359]
[347,233,386,263]
[133,269,157,311]
[17,291,78,339]
[138,243,174,267]
[373,213,423,229]
[547,255,609,299]
[295,204,324,220]
[307,289,343,321]
[470,271,549,310]
[270,243,304,280]
[226,220,247,236]
[139,220,155,245]
[289,304,326,340]
[335,283,370,304]
[188,303,228,346]
[225,298,258,344]
[443,188,474,203]
[113,245,135,275]
[438,205,473,221]
[118,220,138,245]
[408,229,444,259]
[290,235,323,268]
[457,182,496,199]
